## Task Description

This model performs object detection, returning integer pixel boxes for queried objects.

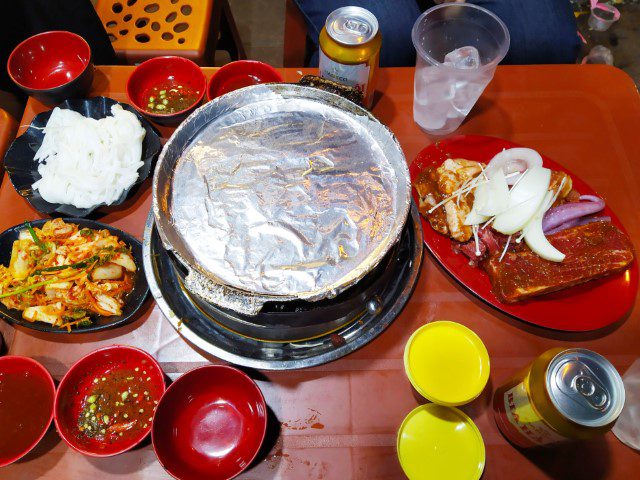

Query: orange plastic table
[1,66,639,479]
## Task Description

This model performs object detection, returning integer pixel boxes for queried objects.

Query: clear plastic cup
[588,4,620,32]
[412,4,510,135]
[581,45,614,65]
[612,358,640,451]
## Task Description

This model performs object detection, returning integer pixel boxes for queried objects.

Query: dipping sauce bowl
[152,365,267,480]
[404,321,490,406]
[54,345,165,457]
[7,31,94,105]
[0,356,55,467]
[127,56,206,126]
[207,60,283,100]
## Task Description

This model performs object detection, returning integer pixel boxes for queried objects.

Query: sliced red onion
[577,214,610,226]
[542,195,605,233]
[485,148,543,185]
[546,215,611,235]
[545,219,579,236]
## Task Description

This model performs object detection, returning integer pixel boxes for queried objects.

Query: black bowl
[3,97,162,217]
[0,218,148,333]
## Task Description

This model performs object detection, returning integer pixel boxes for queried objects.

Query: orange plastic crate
[95,0,214,64]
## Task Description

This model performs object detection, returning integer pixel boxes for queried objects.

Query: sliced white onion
[523,190,565,262]
[464,180,490,225]
[492,166,551,235]
[477,168,510,217]
[486,148,543,185]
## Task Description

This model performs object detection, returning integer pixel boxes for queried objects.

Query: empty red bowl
[0,356,55,467]
[54,345,166,457]
[7,31,94,105]
[127,56,206,126]
[207,60,283,100]
[152,365,267,480]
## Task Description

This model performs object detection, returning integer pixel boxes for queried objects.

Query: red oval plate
[410,135,638,331]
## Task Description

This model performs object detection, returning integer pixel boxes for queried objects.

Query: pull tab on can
[546,349,625,428]
[325,6,378,46]
[557,360,610,410]
[344,18,370,37]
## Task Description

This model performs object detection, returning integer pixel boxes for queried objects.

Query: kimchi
[0,219,136,331]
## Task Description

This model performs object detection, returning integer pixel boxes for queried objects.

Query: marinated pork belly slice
[483,222,635,303]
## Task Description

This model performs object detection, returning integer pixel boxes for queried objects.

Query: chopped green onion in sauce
[143,81,200,115]
[76,368,158,444]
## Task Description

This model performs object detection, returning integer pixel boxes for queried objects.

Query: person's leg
[469,0,580,64]
[293,0,422,67]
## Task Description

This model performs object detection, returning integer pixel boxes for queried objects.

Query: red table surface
[1,65,639,479]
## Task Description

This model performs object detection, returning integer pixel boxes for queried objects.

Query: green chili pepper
[33,255,99,276]
[24,222,48,253]
[0,277,63,299]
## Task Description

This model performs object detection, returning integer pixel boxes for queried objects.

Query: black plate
[3,96,162,217]
[0,218,148,333]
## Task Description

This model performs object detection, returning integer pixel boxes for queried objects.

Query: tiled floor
[578,4,640,86]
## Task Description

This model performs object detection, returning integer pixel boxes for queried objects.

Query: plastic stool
[95,0,245,65]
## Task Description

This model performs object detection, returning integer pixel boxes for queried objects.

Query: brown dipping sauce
[0,371,52,460]
[75,368,157,445]
[143,81,200,114]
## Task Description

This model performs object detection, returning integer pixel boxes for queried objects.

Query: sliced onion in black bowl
[0,218,148,333]
[3,96,162,217]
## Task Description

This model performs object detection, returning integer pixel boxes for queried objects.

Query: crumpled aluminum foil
[154,84,410,304]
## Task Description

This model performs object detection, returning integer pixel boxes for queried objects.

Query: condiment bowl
[0,356,55,467]
[404,321,490,406]
[397,404,486,480]
[127,56,206,126]
[54,345,166,457]
[207,60,283,100]
[152,365,267,480]
[7,31,94,106]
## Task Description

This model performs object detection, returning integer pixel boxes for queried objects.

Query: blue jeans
[294,0,580,66]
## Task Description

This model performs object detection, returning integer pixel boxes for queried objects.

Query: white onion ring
[485,148,543,185]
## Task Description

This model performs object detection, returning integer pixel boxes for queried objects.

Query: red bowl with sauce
[126,56,206,126]
[7,31,94,106]
[152,365,267,480]
[0,356,55,467]
[206,60,283,101]
[54,345,166,457]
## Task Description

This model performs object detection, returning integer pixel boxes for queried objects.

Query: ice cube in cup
[444,46,480,69]
[411,4,510,135]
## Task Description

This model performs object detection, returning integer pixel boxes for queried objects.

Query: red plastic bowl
[127,56,206,126]
[54,345,166,457]
[7,31,93,105]
[207,60,283,100]
[152,365,267,480]
[0,356,55,467]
